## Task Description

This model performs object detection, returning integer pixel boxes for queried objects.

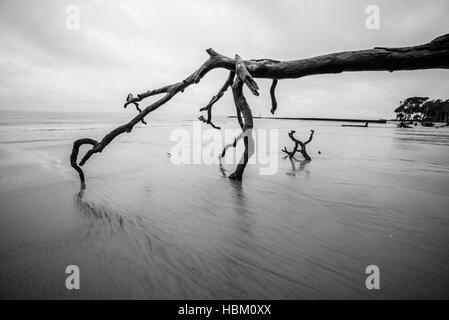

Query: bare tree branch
[125,94,147,125]
[270,79,278,114]
[198,71,235,129]
[228,74,255,180]
[235,54,259,96]
[70,138,99,187]
[219,62,255,180]
[303,129,315,145]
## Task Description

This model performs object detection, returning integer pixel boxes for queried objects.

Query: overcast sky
[0,0,448,118]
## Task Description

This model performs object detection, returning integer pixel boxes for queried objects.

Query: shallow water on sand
[0,111,448,299]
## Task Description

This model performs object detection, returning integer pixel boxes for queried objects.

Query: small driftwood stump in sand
[282,130,315,161]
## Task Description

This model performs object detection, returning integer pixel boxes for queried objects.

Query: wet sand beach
[1,111,449,299]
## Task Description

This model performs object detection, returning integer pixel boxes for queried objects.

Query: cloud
[0,0,448,118]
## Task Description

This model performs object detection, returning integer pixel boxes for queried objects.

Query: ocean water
[0,110,448,299]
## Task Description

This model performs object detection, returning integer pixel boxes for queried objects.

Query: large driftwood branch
[71,34,449,185]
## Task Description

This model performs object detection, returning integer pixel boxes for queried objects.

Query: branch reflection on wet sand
[283,155,310,176]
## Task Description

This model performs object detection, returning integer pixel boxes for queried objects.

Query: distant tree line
[394,97,449,123]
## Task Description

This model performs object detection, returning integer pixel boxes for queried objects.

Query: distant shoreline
[227,116,387,123]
